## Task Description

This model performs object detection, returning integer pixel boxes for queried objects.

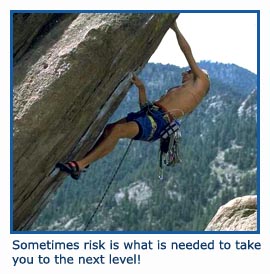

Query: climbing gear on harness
[159,120,182,180]
[139,102,182,179]
[84,139,133,230]
[160,120,180,139]
[55,161,81,180]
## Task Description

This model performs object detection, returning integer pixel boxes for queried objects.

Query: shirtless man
[56,21,210,179]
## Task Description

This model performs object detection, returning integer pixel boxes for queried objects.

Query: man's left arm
[171,21,205,79]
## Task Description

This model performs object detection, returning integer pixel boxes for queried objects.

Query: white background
[1,1,270,273]
[150,13,257,73]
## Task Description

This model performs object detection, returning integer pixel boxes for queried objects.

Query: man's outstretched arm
[131,73,148,108]
[171,21,204,78]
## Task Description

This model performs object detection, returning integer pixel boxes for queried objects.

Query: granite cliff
[13,12,179,230]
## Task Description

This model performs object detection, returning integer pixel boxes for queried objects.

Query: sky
[149,13,257,74]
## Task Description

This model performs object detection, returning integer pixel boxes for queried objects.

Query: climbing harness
[140,102,183,180]
[84,139,133,231]
[158,120,182,180]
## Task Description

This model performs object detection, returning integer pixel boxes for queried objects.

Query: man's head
[181,69,193,83]
[182,68,210,83]
[182,68,210,95]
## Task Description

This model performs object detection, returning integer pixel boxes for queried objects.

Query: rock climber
[56,20,210,180]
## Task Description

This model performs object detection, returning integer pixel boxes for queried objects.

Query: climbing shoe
[56,161,81,180]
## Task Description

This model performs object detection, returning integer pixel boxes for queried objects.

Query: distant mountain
[32,61,257,232]
[198,61,256,96]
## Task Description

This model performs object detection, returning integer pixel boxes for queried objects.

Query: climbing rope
[83,139,133,231]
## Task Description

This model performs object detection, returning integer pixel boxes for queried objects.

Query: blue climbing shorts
[126,105,170,142]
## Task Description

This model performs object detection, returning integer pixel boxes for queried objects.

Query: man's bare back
[155,71,210,119]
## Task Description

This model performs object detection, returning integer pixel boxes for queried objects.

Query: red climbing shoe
[56,161,81,180]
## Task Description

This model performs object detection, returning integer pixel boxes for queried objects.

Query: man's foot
[56,161,81,180]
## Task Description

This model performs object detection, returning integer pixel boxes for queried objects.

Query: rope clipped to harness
[159,120,182,180]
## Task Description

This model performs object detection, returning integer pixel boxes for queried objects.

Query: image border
[10,9,260,234]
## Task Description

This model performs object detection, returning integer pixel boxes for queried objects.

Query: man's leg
[76,118,139,169]
[86,118,127,153]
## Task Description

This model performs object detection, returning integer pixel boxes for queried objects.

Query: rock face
[13,12,179,230]
[205,195,257,231]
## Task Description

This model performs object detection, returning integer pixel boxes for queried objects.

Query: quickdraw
[159,120,182,180]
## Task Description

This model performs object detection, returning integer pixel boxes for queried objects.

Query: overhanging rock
[13,12,179,230]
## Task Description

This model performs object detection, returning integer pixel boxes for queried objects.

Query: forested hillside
[32,61,257,231]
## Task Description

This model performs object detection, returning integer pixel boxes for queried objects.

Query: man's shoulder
[194,75,210,94]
